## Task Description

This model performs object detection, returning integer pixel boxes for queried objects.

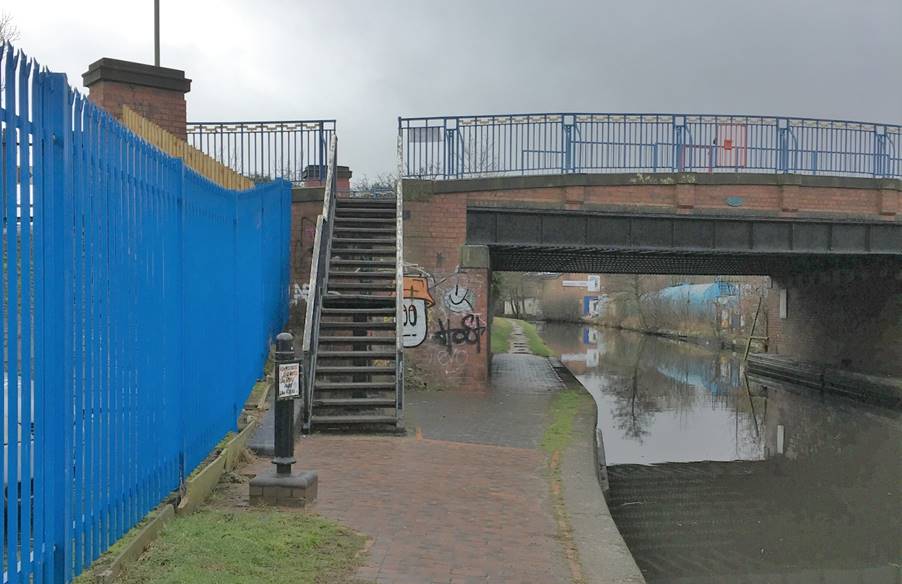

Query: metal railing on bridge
[187,119,336,185]
[399,113,902,180]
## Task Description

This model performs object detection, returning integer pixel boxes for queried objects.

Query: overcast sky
[10,0,902,181]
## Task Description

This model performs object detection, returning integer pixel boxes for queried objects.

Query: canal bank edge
[550,360,646,584]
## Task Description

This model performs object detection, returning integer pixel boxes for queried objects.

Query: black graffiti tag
[432,314,487,354]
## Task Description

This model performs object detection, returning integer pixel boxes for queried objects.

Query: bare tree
[353,172,398,193]
[0,12,20,45]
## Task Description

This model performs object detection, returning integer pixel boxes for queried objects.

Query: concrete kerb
[94,504,176,584]
[178,417,260,514]
[549,360,646,584]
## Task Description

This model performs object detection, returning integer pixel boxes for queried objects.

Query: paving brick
[245,354,570,583]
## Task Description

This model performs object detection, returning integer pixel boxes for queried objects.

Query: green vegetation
[491,316,514,353]
[542,389,592,455]
[105,510,365,584]
[492,317,555,357]
[518,319,555,357]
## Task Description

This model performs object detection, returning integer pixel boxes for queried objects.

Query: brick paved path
[245,354,572,583]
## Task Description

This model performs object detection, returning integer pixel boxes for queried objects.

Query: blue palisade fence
[1,44,290,583]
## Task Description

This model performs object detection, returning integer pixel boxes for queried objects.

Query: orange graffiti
[403,276,435,307]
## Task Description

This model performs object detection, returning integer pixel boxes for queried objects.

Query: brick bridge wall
[402,173,901,388]
[767,267,902,377]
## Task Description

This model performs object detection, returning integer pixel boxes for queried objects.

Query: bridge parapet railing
[399,113,902,180]
[187,119,336,186]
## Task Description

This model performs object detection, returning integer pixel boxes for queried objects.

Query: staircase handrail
[301,134,338,429]
[395,132,406,415]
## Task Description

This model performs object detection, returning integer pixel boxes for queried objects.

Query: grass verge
[518,319,555,357]
[542,388,591,455]
[491,316,514,353]
[542,387,593,584]
[106,509,366,584]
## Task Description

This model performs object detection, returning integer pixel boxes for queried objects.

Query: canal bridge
[397,113,902,388]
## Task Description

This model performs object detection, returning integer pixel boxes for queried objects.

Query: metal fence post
[42,71,72,584]
[673,119,685,172]
[176,164,187,491]
[562,116,575,173]
[777,119,790,174]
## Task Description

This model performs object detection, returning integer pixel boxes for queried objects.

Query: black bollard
[249,330,317,507]
[272,332,298,475]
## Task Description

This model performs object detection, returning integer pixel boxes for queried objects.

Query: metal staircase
[302,136,404,431]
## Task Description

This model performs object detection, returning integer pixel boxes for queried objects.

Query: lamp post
[154,0,160,66]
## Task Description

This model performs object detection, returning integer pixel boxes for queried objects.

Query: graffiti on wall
[403,268,487,377]
[402,276,435,348]
[433,314,487,353]
[443,283,475,313]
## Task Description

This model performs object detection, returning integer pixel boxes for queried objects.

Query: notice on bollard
[277,361,301,400]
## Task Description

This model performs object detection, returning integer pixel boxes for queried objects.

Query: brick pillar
[82,58,191,139]
[675,182,696,210]
[779,175,801,213]
[301,165,353,191]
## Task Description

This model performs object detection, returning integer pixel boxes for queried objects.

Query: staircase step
[333,227,396,235]
[334,208,395,216]
[321,308,396,316]
[330,259,397,268]
[313,398,397,407]
[318,350,397,358]
[336,198,396,207]
[317,366,396,374]
[329,282,395,291]
[329,271,396,279]
[315,381,397,390]
[310,415,398,425]
[319,336,396,344]
[320,321,396,330]
[331,250,397,258]
[333,217,396,225]
[332,237,396,245]
[322,296,396,306]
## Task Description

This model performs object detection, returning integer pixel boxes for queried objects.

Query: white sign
[402,298,428,348]
[278,362,300,399]
[563,276,601,292]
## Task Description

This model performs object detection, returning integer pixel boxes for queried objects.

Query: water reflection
[543,323,764,464]
[541,322,902,583]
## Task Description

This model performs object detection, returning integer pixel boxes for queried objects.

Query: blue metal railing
[399,113,902,180]
[187,119,336,185]
[2,44,290,583]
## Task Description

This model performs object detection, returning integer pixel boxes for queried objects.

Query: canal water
[540,322,902,584]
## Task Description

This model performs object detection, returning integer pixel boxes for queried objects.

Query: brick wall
[405,265,491,390]
[89,82,188,138]
[83,58,191,140]
[290,188,325,288]
[408,173,900,221]
[766,268,902,377]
